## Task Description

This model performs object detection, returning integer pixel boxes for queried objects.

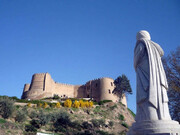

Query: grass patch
[71,107,79,112]
[118,114,125,121]
[110,104,117,110]
[119,102,126,107]
[98,100,112,105]
[118,130,126,135]
[96,130,114,135]
[93,106,101,113]
[0,118,6,124]
[121,122,129,128]
[127,108,136,118]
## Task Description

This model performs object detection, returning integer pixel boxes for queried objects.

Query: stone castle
[21,73,127,106]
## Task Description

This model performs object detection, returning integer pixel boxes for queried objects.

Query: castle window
[96,83,98,87]
[109,89,111,94]
[111,82,113,86]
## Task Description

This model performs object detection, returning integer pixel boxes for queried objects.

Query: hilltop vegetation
[0,96,135,135]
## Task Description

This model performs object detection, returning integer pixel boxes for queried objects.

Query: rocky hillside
[0,96,135,135]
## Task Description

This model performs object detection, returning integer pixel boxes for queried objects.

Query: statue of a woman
[134,30,171,121]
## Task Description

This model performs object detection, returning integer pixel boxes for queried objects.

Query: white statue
[134,30,171,121]
[127,30,180,135]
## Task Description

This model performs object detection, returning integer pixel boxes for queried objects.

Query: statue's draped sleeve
[134,42,145,70]
[134,42,149,104]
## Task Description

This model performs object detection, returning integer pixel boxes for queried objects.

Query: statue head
[136,30,151,40]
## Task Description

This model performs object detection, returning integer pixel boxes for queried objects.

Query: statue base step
[127,120,180,135]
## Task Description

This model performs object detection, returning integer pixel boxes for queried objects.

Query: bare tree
[162,46,180,123]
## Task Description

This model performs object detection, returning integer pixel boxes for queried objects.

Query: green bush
[93,101,98,105]
[98,100,112,105]
[49,112,58,122]
[15,110,26,123]
[49,111,67,123]
[109,121,114,128]
[30,119,41,129]
[110,104,118,110]
[96,130,113,135]
[16,105,20,109]
[91,119,100,127]
[118,114,125,121]
[29,110,51,128]
[93,106,101,113]
[11,96,19,100]
[0,97,14,119]
[99,119,105,127]
[37,110,51,126]
[29,111,38,119]
[0,118,6,124]
[25,124,37,132]
[91,119,105,128]
[53,111,71,132]
[118,130,126,135]
[82,121,92,129]
[49,103,56,108]
[75,130,93,135]
[121,122,129,128]
[53,94,60,99]
[22,106,28,114]
[70,120,81,130]
[16,98,46,105]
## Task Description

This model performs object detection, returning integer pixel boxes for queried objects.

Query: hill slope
[0,97,135,135]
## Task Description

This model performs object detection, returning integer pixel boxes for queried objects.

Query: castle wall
[52,83,75,98]
[85,79,101,101]
[44,73,55,92]
[75,85,86,98]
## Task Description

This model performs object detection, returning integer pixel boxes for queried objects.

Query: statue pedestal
[127,120,180,135]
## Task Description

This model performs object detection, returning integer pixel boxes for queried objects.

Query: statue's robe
[134,39,171,121]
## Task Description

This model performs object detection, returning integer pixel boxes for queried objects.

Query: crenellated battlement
[33,73,45,76]
[55,82,75,87]
[85,77,114,84]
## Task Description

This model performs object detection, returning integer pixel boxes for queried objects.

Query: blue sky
[0,0,180,113]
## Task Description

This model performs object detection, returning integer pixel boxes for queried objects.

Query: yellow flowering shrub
[27,103,31,107]
[43,102,48,108]
[56,102,61,108]
[72,100,80,108]
[79,100,85,108]
[89,101,93,107]
[84,101,90,107]
[64,99,72,108]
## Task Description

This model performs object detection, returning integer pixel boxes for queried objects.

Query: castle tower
[23,84,30,92]
[99,78,119,102]
[21,73,53,99]
[84,78,120,103]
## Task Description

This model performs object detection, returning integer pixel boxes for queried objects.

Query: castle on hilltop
[21,73,127,106]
